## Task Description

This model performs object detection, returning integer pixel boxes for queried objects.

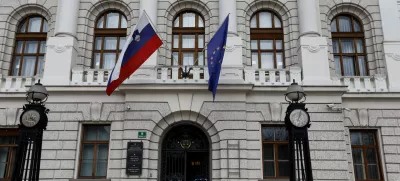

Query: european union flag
[208,15,229,101]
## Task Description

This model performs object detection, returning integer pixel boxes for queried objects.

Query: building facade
[0,0,400,181]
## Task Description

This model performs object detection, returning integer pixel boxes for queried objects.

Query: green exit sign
[138,131,146,138]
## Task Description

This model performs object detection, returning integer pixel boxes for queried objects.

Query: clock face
[21,110,40,127]
[289,109,309,127]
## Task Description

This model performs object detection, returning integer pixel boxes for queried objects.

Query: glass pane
[84,126,97,140]
[24,41,38,53]
[28,17,42,32]
[183,53,194,66]
[119,37,126,50]
[366,148,378,164]
[259,12,272,28]
[352,148,364,164]
[106,12,119,28]
[354,20,361,32]
[36,56,44,76]
[98,126,110,140]
[120,16,127,28]
[80,144,94,177]
[358,56,367,76]
[260,40,273,50]
[0,163,5,178]
[198,35,204,48]
[263,161,275,177]
[12,57,20,76]
[198,17,204,27]
[97,144,108,159]
[263,144,274,160]
[252,52,258,69]
[182,12,196,27]
[275,127,288,141]
[356,40,364,53]
[172,52,179,65]
[173,35,179,48]
[277,144,289,160]
[276,53,283,69]
[96,144,108,176]
[94,53,100,69]
[182,35,195,48]
[0,137,16,144]
[95,37,102,50]
[104,37,117,50]
[334,56,341,76]
[16,41,24,53]
[174,17,180,27]
[40,41,46,53]
[262,127,274,141]
[250,16,257,28]
[278,161,290,176]
[338,16,352,32]
[362,132,375,145]
[331,20,337,32]
[21,56,36,76]
[103,53,116,69]
[19,20,27,32]
[354,164,366,180]
[276,40,282,50]
[274,15,281,28]
[332,40,339,53]
[341,40,354,53]
[0,147,8,178]
[367,165,380,180]
[198,52,204,66]
[97,16,104,28]
[42,20,48,32]
[343,56,355,76]
[261,52,274,69]
[251,40,258,50]
[351,132,362,145]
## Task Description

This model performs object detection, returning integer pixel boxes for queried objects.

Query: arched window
[331,15,367,76]
[93,11,127,69]
[11,16,48,76]
[172,11,205,68]
[250,11,283,69]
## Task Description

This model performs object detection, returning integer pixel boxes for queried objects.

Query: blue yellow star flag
[207,14,229,101]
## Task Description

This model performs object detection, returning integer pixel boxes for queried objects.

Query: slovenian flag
[106,12,163,95]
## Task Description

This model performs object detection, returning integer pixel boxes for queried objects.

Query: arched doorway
[160,124,210,181]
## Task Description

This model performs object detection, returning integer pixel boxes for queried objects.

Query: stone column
[42,0,79,85]
[130,0,159,82]
[218,0,243,83]
[296,0,332,85]
[380,0,400,91]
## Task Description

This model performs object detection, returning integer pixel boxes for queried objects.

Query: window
[93,11,127,69]
[0,129,18,181]
[250,11,284,69]
[172,11,205,70]
[10,16,48,76]
[350,130,383,181]
[331,15,367,76]
[262,126,290,178]
[78,125,110,179]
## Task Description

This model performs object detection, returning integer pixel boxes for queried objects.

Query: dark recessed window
[10,16,48,76]
[262,126,290,178]
[250,11,284,69]
[93,11,127,69]
[0,129,19,180]
[331,15,367,76]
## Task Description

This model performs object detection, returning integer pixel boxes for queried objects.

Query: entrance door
[160,125,210,181]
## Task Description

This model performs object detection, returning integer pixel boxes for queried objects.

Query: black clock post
[11,80,49,181]
[284,80,313,181]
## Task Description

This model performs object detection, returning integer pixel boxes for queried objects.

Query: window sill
[70,179,111,181]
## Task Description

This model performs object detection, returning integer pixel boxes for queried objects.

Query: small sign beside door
[138,131,146,138]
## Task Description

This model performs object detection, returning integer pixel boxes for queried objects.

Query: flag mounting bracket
[180,66,193,79]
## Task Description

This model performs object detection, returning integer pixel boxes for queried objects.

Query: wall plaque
[126,142,143,175]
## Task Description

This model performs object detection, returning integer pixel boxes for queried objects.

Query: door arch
[160,124,210,181]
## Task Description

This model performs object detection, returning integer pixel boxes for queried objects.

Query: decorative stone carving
[90,102,102,121]
[386,53,400,61]
[47,44,72,53]
[358,109,368,126]
[304,45,325,53]
[270,102,281,121]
